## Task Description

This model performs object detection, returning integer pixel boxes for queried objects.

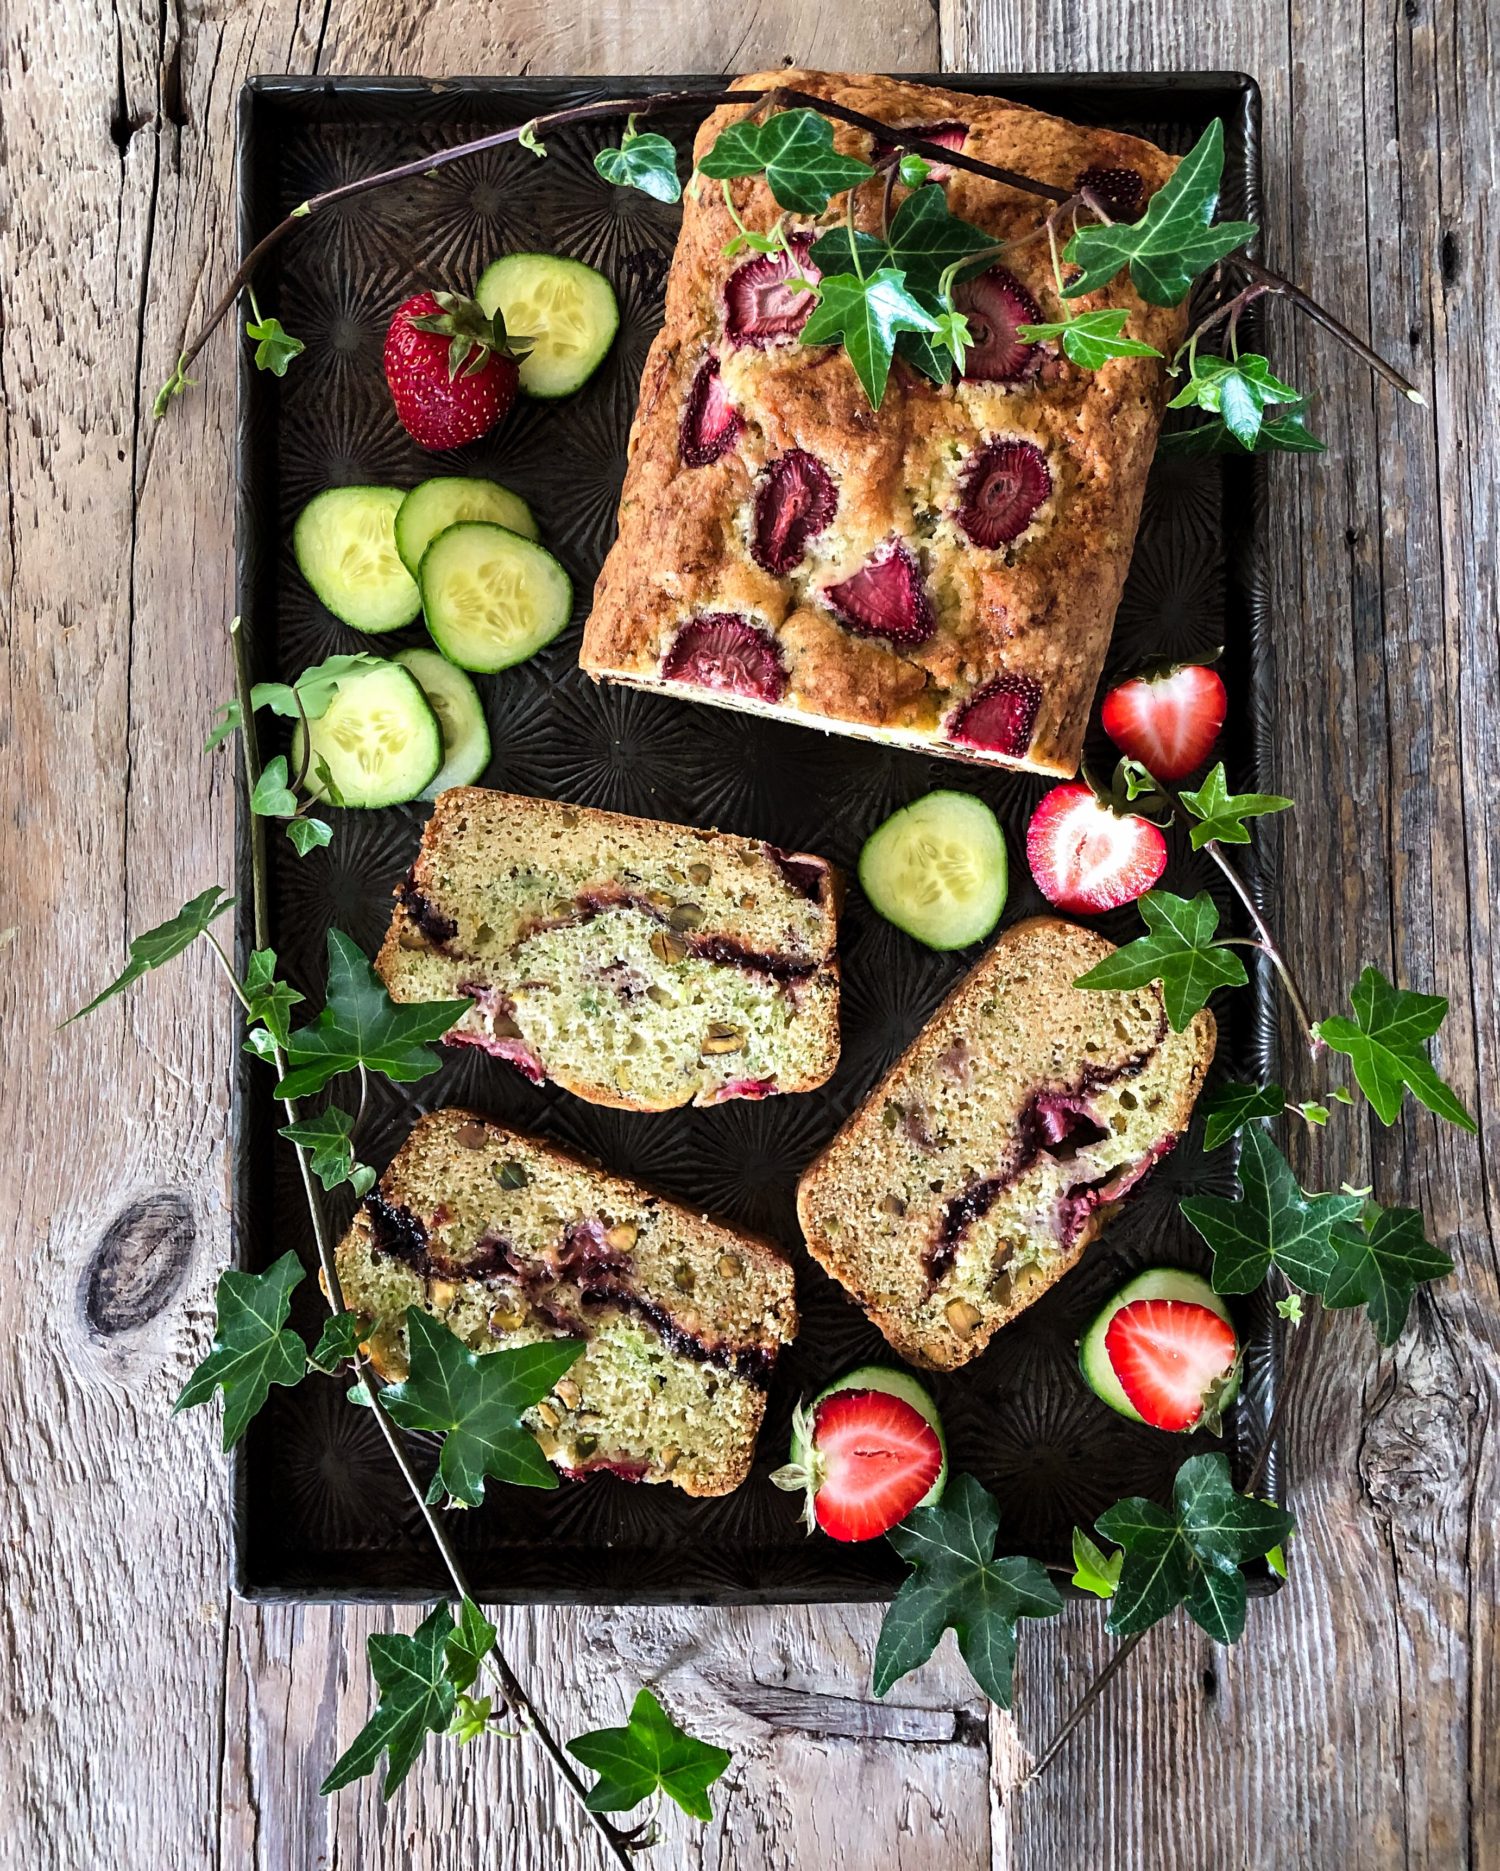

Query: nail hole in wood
[83,1191,195,1336]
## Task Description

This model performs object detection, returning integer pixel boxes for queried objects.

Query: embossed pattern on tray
[233,73,1277,1603]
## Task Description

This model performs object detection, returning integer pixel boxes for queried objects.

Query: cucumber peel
[773,1363,947,1534]
[1079,1267,1240,1429]
[859,790,1008,950]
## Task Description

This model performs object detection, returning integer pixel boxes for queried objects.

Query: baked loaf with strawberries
[581,70,1188,778]
[336,1108,799,1495]
[376,787,841,1110]
[797,918,1215,1369]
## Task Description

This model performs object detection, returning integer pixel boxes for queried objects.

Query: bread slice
[335,1108,798,1496]
[797,917,1216,1369]
[376,788,842,1111]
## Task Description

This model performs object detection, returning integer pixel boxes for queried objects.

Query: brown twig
[1226,255,1426,403]
[1020,1630,1148,1787]
[228,619,635,1870]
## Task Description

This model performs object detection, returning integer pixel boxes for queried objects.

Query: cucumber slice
[789,1364,948,1510]
[418,521,573,673]
[475,253,620,398]
[859,790,1008,950]
[394,476,539,578]
[292,486,421,634]
[290,661,442,808]
[1079,1268,1239,1426]
[393,647,492,798]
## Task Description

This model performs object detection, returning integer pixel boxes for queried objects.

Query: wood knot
[1358,1334,1475,1522]
[83,1192,195,1336]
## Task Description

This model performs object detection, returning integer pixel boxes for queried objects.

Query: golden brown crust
[582,71,1188,778]
[797,917,1217,1368]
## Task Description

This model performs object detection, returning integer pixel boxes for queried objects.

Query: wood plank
[951,3,1498,1867]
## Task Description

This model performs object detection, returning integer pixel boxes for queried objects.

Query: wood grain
[2,0,1494,1866]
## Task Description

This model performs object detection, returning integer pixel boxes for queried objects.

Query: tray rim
[228,67,1279,1606]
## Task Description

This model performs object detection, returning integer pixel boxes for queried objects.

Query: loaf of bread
[797,918,1215,1369]
[581,70,1188,778]
[336,1108,799,1496]
[376,787,841,1111]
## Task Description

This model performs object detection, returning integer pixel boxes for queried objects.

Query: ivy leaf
[309,1310,366,1374]
[1276,1292,1305,1325]
[275,930,471,1100]
[898,152,933,187]
[800,268,938,409]
[568,1686,731,1823]
[812,186,991,295]
[1315,967,1476,1132]
[279,1106,363,1191]
[205,701,241,753]
[245,313,305,377]
[1073,889,1247,1031]
[1097,1452,1294,1643]
[1160,396,1326,456]
[1323,1204,1453,1345]
[320,1605,458,1798]
[1016,308,1162,369]
[1166,353,1302,449]
[699,107,874,213]
[380,1309,585,1507]
[1180,1122,1364,1294]
[172,1250,307,1449]
[251,755,299,820]
[874,1473,1063,1707]
[444,1595,497,1692]
[517,119,546,158]
[1063,119,1257,306]
[243,947,302,1049]
[287,816,333,857]
[447,1693,494,1745]
[1177,762,1293,848]
[224,652,389,735]
[1071,1527,1123,1599]
[65,885,234,1024]
[594,119,681,202]
[1199,1080,1286,1150]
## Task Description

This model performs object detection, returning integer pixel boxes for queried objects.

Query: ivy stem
[1225,256,1426,404]
[204,931,253,1014]
[1021,1630,1147,1786]
[226,617,635,1871]
[1176,281,1267,367]
[1200,840,1323,1058]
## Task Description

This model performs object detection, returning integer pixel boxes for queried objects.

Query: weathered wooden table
[6,1,1494,1864]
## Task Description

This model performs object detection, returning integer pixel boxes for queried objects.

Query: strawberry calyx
[1108,645,1224,687]
[769,1397,824,1534]
[1083,755,1174,826]
[405,290,534,379]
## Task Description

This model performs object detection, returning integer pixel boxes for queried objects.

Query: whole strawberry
[382,290,528,450]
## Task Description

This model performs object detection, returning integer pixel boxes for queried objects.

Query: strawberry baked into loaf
[582,71,1188,777]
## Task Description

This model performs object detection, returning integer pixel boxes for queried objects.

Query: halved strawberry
[871,120,968,182]
[1100,663,1227,782]
[679,356,741,467]
[724,236,821,347]
[824,537,934,644]
[1025,782,1167,913]
[1075,163,1146,223]
[1104,1298,1239,1433]
[660,612,787,702]
[953,267,1041,383]
[955,438,1053,549]
[772,1367,948,1542]
[946,672,1043,757]
[752,449,837,574]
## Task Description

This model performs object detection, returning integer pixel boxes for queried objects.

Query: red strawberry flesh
[824,537,934,644]
[661,612,787,703]
[752,449,837,574]
[956,439,1053,548]
[1075,164,1147,223]
[1104,1298,1238,1432]
[725,236,822,347]
[953,267,1041,383]
[871,120,968,182]
[1100,663,1228,782]
[811,1388,944,1542]
[679,356,741,467]
[946,673,1043,757]
[1025,782,1168,913]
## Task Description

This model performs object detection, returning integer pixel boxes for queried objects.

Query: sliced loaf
[336,1107,798,1496]
[797,917,1216,1369]
[377,788,842,1111]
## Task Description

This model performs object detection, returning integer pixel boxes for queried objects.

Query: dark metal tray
[232,70,1278,1603]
